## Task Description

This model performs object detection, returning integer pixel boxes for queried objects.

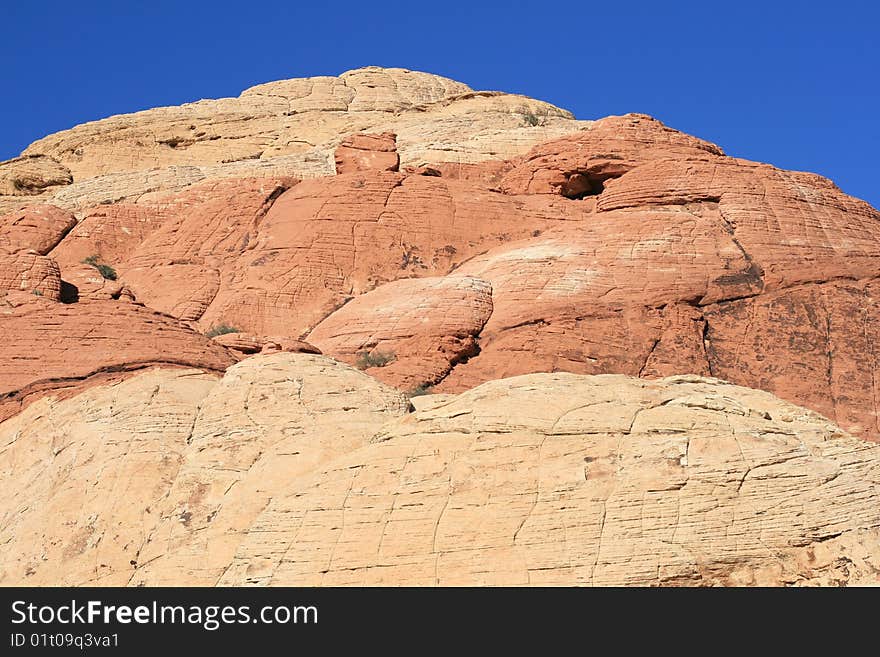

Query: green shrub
[355,350,396,370]
[82,255,117,280]
[522,112,541,127]
[95,263,117,280]
[205,324,241,338]
[32,289,43,296]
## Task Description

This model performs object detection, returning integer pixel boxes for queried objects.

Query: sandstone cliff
[2,67,880,586]
[1,354,878,586]
[0,67,588,213]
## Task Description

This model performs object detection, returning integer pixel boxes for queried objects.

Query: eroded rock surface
[0,155,72,198]
[1,355,877,586]
[1,67,590,213]
[0,300,236,422]
[0,204,76,254]
[309,275,492,389]
[3,67,880,588]
[0,355,410,585]
[0,250,62,300]
[335,132,400,174]
[5,68,879,439]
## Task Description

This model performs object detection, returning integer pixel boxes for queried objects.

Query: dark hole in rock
[560,171,618,199]
[60,281,79,304]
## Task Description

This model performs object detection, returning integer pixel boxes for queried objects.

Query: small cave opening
[559,171,617,200]
[60,281,79,304]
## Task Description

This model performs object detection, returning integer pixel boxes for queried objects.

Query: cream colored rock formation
[0,155,72,198]
[1,353,878,586]
[0,67,590,213]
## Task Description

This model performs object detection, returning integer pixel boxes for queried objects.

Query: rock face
[0,250,62,300]
[335,132,400,174]
[0,204,76,254]
[0,155,72,198]
[211,331,321,356]
[499,114,724,196]
[0,205,75,302]
[1,354,878,586]
[0,67,590,213]
[427,142,880,440]
[97,177,297,323]
[308,275,493,390]
[7,69,877,439]
[67,169,584,338]
[0,355,410,586]
[4,66,880,587]
[0,300,236,422]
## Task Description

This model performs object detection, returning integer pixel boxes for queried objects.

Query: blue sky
[3,1,877,207]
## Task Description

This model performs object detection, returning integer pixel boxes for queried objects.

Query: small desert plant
[355,349,396,370]
[95,263,117,280]
[32,289,43,296]
[82,255,118,281]
[522,112,541,127]
[205,324,241,338]
[400,248,425,269]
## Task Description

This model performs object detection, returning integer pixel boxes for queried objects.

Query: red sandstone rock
[595,157,880,293]
[295,122,880,439]
[50,203,169,269]
[424,160,879,441]
[430,160,513,187]
[0,205,76,254]
[0,300,236,422]
[212,332,264,354]
[499,114,723,196]
[52,177,296,323]
[308,276,492,389]
[334,132,400,174]
[40,170,583,340]
[0,249,62,301]
[402,165,442,177]
[272,338,321,354]
[193,171,586,337]
[3,87,880,443]
[61,262,124,300]
[212,331,322,356]
[701,280,880,439]
[0,289,54,311]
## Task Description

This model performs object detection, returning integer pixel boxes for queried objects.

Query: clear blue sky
[3,1,877,207]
